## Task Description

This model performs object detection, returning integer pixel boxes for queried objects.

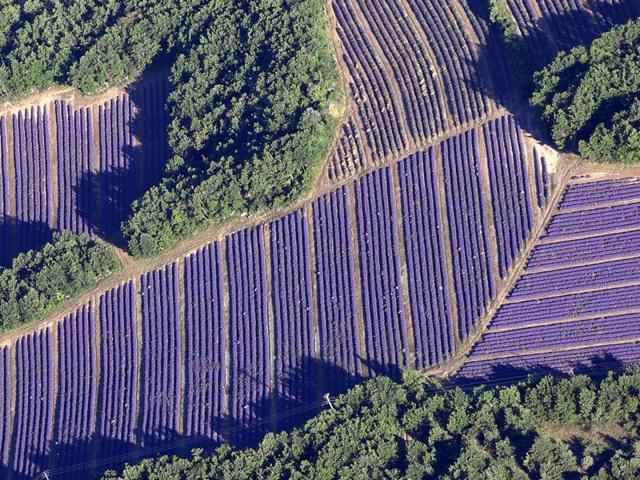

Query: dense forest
[531,19,640,163]
[102,370,640,479]
[0,232,120,332]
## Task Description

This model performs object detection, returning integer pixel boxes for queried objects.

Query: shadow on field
[465,0,640,139]
[452,352,627,389]
[0,217,53,268]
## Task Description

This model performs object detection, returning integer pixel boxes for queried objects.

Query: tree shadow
[72,72,171,248]
[0,217,54,268]
[466,0,640,140]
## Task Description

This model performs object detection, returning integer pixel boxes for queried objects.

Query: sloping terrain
[0,1,639,479]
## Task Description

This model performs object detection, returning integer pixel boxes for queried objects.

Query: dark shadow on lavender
[465,0,640,139]
[72,72,171,248]
[0,217,54,268]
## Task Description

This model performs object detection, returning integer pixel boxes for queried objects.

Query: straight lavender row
[510,257,640,299]
[183,243,226,440]
[471,313,640,357]
[443,129,495,340]
[227,227,271,445]
[398,149,455,368]
[459,341,640,380]
[559,179,640,209]
[11,329,54,478]
[0,116,9,266]
[97,281,138,458]
[526,230,640,269]
[139,263,182,447]
[0,346,10,470]
[492,285,640,329]
[484,115,533,277]
[53,303,97,469]
[355,167,409,375]
[312,187,362,390]
[55,100,94,236]
[543,203,640,238]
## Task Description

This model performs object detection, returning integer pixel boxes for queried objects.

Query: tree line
[102,369,640,479]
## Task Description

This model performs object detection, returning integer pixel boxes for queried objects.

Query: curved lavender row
[459,341,640,380]
[0,346,10,470]
[139,262,181,447]
[227,227,271,445]
[511,257,640,299]
[183,243,226,440]
[443,129,496,340]
[332,0,408,161]
[270,210,316,423]
[53,303,96,468]
[328,116,367,180]
[357,0,446,141]
[471,313,640,357]
[559,179,640,210]
[11,328,53,478]
[484,115,533,278]
[526,230,640,269]
[97,281,138,458]
[492,285,640,329]
[542,203,640,238]
[355,167,409,376]
[0,115,9,265]
[312,188,362,389]
[398,149,455,368]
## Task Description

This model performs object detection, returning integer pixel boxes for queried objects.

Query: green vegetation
[531,19,640,163]
[104,370,640,479]
[0,232,120,332]
[123,0,340,256]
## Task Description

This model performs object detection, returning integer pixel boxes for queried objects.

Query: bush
[0,232,120,332]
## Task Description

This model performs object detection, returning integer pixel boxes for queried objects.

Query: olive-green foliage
[0,232,120,332]
[104,370,640,479]
[123,0,340,256]
[531,19,640,163]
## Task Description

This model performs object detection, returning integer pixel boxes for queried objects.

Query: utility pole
[324,393,335,411]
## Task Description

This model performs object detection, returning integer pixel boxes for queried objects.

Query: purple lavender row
[542,203,640,239]
[356,0,446,140]
[491,284,640,329]
[471,313,640,357]
[227,226,271,445]
[12,106,53,252]
[398,149,455,368]
[511,257,640,299]
[139,262,182,447]
[312,187,362,390]
[559,178,640,210]
[332,0,408,160]
[183,243,226,440]
[355,167,409,376]
[526,230,640,269]
[0,116,9,266]
[484,115,533,278]
[0,346,10,470]
[97,281,138,457]
[11,328,54,478]
[458,341,640,381]
[55,100,94,236]
[407,0,489,125]
[53,303,96,469]
[98,94,134,237]
[135,77,170,190]
[533,148,550,209]
[271,210,315,423]
[443,129,496,340]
